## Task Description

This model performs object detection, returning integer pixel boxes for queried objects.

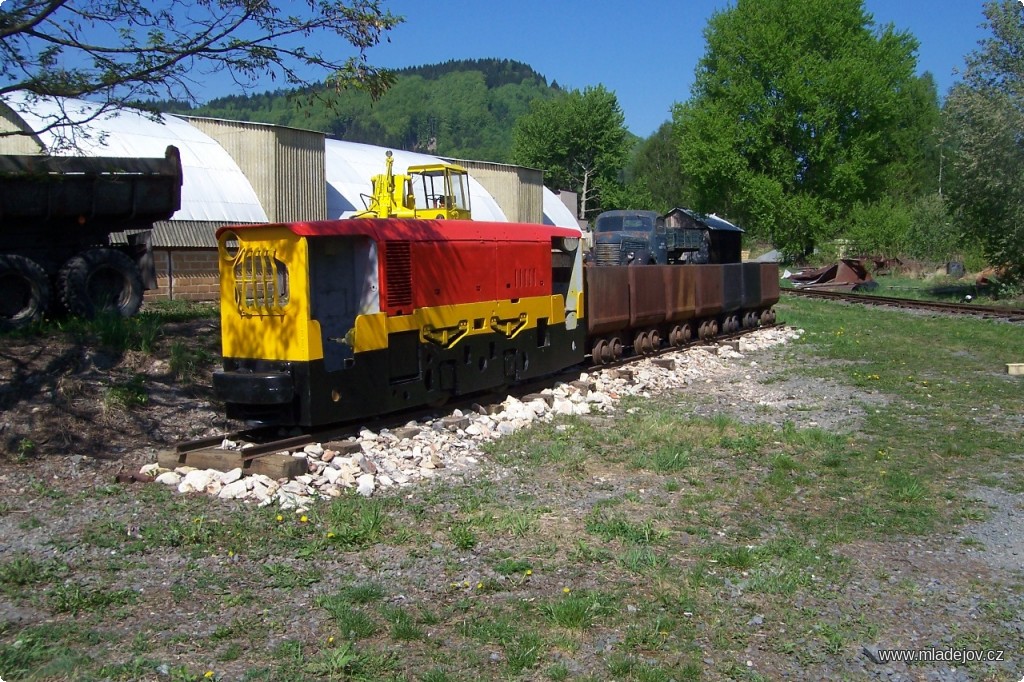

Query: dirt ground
[0,318,233,481]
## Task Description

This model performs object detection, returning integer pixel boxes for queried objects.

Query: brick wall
[145,248,221,302]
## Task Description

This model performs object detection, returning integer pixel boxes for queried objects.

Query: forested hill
[159,59,561,163]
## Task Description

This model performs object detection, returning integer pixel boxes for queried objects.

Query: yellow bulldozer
[353,150,472,220]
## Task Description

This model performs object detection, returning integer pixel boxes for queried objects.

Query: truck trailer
[0,146,183,329]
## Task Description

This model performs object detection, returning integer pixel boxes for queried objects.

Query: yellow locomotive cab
[218,227,324,364]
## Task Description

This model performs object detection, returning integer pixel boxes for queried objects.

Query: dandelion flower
[328,636,335,644]
[563,587,571,594]
[525,569,533,576]
[327,532,335,539]
[476,582,483,589]
[276,514,284,522]
[300,515,309,523]
[204,672,214,679]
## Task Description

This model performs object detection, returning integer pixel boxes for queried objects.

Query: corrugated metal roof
[110,221,246,248]
[667,207,744,233]
[152,220,236,248]
[325,139,507,222]
[2,92,268,224]
[699,212,744,233]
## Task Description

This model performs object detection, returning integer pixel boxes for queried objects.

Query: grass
[837,271,1024,306]
[2,296,1022,680]
[1,299,218,353]
[103,373,149,409]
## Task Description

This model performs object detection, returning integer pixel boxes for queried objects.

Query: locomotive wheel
[592,339,608,365]
[0,254,51,331]
[59,248,144,319]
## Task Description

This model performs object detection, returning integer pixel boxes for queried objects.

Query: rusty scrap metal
[788,259,878,292]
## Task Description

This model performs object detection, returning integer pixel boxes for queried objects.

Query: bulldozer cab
[406,163,471,219]
[354,152,472,220]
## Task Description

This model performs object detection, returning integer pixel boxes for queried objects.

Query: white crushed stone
[146,326,803,510]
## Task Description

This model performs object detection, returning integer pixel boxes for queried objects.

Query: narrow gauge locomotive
[212,218,777,427]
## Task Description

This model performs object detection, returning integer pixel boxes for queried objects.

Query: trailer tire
[59,248,144,319]
[0,255,51,330]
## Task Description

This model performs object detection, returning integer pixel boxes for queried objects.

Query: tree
[674,0,926,258]
[944,0,1024,283]
[625,122,689,213]
[511,85,628,220]
[0,0,401,140]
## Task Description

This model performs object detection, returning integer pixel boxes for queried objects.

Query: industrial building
[0,92,579,301]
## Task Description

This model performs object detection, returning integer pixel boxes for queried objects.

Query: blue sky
[356,0,995,138]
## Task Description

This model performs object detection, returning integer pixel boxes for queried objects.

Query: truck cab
[590,210,669,266]
[590,209,712,266]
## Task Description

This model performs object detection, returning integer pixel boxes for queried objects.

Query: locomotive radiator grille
[385,241,413,310]
[232,246,288,316]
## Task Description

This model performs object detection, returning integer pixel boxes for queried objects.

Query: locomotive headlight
[558,236,580,253]
[626,251,636,262]
[219,231,240,261]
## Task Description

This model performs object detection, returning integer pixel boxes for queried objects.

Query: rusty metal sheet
[722,263,744,313]
[694,264,724,317]
[629,266,670,328]
[741,262,762,309]
[666,265,696,321]
[760,262,781,306]
[585,266,631,335]
[790,259,876,291]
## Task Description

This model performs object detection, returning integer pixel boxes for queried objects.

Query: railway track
[163,324,775,476]
[782,287,1024,323]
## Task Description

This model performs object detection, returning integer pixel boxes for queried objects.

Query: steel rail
[782,288,1024,322]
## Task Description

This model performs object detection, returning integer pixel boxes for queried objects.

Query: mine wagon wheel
[633,330,648,354]
[0,254,51,330]
[591,339,608,365]
[58,248,144,319]
[610,337,623,359]
[647,329,661,353]
[669,323,692,347]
